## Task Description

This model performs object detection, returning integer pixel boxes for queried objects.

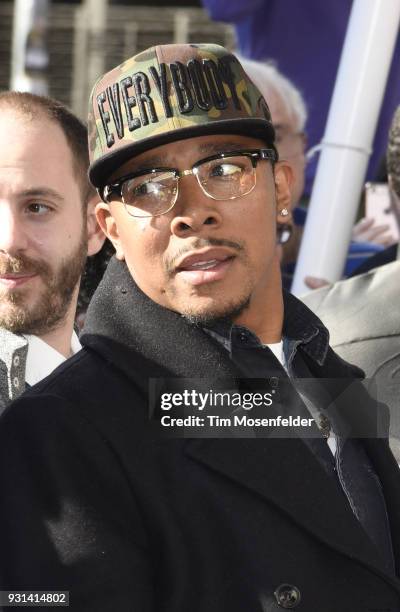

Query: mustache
[164,237,244,275]
[0,254,50,277]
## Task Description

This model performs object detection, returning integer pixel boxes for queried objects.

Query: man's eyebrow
[130,142,253,174]
[19,187,64,201]
[132,155,167,172]
[198,141,251,154]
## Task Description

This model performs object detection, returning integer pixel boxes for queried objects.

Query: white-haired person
[241,58,395,284]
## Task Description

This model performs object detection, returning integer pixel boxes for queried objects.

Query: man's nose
[169,174,223,237]
[0,206,28,254]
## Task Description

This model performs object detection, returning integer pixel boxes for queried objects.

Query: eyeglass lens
[122,171,178,217]
[121,155,257,218]
[196,155,255,201]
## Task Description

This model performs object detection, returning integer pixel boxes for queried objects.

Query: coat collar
[81,257,240,384]
[82,257,359,380]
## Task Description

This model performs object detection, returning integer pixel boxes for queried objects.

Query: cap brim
[89,118,275,189]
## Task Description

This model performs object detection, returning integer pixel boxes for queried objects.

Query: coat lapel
[364,437,400,576]
[185,435,399,583]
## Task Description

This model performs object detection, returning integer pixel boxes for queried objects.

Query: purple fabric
[202,0,400,196]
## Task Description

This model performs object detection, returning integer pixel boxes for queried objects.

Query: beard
[0,229,87,335]
[180,294,251,326]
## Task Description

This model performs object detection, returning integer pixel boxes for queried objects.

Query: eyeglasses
[101,148,277,218]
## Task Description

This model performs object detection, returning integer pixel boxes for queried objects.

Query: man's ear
[274,161,294,223]
[86,193,106,256]
[95,200,125,261]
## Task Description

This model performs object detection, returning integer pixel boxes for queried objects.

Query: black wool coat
[1,258,400,612]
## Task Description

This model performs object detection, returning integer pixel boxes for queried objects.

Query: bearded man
[0,92,104,410]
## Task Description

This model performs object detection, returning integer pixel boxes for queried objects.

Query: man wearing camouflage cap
[1,44,400,610]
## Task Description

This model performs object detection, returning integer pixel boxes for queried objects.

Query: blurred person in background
[0,92,104,411]
[240,58,307,271]
[303,105,400,452]
[241,57,394,288]
[345,114,400,276]
[202,0,400,200]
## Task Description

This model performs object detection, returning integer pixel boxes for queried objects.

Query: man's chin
[0,293,69,336]
[177,295,251,326]
[0,303,31,334]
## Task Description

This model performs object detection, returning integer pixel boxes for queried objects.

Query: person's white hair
[238,56,307,133]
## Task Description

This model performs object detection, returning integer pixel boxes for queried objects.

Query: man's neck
[232,262,284,344]
[32,302,77,358]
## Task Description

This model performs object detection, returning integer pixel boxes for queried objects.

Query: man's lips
[174,248,236,285]
[175,248,236,271]
[0,273,37,288]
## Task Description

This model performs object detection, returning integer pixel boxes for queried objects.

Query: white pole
[292,0,400,296]
[10,0,49,95]
[71,5,89,119]
[174,11,190,44]
[85,0,108,93]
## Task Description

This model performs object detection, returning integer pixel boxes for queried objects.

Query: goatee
[181,294,251,327]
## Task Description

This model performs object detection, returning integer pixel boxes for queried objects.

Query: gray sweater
[0,328,28,415]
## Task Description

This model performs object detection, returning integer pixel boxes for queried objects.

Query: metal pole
[10,0,49,94]
[71,5,89,119]
[292,0,400,296]
[174,11,190,44]
[85,0,108,93]
[123,22,138,60]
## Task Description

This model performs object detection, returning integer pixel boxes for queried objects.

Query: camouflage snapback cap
[88,43,275,188]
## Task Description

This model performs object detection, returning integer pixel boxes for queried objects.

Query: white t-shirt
[264,340,286,370]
